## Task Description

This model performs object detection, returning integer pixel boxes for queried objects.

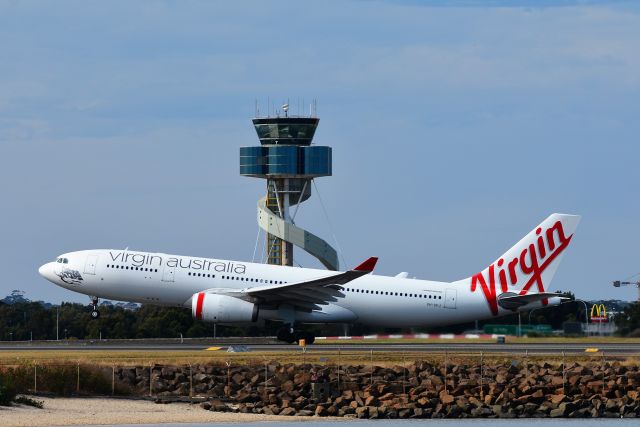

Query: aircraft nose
[39,263,54,281]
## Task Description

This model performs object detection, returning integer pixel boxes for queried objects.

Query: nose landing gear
[90,296,100,319]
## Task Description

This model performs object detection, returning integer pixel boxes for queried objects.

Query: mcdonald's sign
[590,304,609,323]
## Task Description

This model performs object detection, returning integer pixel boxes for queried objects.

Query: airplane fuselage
[39,248,546,328]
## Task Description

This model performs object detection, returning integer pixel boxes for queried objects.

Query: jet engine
[191,293,258,323]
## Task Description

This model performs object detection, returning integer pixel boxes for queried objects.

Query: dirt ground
[0,396,321,426]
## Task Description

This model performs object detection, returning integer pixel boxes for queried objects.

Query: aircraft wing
[243,257,378,311]
[497,292,569,310]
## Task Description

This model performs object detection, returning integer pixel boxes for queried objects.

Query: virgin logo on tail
[470,220,573,316]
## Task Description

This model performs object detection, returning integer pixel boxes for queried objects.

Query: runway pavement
[1,340,639,355]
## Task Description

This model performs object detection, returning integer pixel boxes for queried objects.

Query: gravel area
[0,396,292,426]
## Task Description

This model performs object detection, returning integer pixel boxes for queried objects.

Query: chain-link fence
[0,350,636,400]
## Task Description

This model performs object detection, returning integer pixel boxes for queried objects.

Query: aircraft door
[84,254,98,275]
[444,289,457,309]
[162,264,175,282]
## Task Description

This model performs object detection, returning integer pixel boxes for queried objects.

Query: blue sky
[1,0,639,303]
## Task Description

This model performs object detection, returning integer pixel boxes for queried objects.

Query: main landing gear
[276,326,315,345]
[90,296,100,319]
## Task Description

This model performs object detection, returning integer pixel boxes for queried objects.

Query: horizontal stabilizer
[497,292,568,310]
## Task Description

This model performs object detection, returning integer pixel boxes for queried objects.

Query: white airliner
[39,213,579,343]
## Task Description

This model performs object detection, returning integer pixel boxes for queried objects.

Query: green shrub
[0,374,17,406]
[1,364,129,397]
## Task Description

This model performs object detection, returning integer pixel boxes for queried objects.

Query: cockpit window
[63,258,69,264]
[57,258,62,263]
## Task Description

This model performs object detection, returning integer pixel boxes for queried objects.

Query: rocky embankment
[115,361,640,418]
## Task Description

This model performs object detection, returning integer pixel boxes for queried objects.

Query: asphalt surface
[1,341,639,355]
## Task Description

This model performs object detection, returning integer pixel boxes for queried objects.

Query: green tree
[614,302,640,336]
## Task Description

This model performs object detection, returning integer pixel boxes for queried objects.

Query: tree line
[0,301,333,341]
[1,298,638,341]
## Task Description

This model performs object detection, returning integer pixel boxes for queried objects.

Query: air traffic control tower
[240,107,339,271]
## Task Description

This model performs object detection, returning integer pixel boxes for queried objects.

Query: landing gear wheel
[303,332,315,345]
[276,327,296,344]
[89,296,100,319]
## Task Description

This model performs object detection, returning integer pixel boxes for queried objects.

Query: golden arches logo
[590,304,607,318]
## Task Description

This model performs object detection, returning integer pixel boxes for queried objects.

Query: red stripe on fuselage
[195,292,205,320]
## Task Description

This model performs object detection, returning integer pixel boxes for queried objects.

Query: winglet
[354,257,378,272]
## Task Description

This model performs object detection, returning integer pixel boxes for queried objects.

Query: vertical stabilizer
[460,213,580,315]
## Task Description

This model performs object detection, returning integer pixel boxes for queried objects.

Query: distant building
[584,301,618,335]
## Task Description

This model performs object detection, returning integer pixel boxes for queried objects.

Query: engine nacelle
[192,293,258,323]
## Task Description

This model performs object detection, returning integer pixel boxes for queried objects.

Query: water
[93,420,638,427]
